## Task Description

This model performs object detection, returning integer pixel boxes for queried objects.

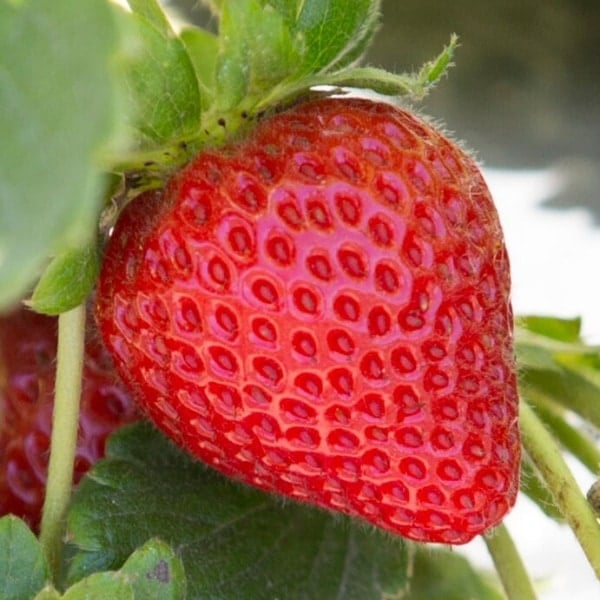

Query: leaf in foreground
[66,422,409,599]
[119,538,186,599]
[34,538,184,599]
[0,0,121,309]
[34,572,132,600]
[0,516,49,600]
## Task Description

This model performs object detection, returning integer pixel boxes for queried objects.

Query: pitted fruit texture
[0,308,138,531]
[96,97,520,544]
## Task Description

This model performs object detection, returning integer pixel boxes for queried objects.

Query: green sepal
[272,0,381,75]
[127,0,173,37]
[179,27,219,112]
[215,0,301,112]
[250,35,459,115]
[210,0,383,116]
[110,4,201,154]
[29,243,99,315]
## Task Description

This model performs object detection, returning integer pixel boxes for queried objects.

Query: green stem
[525,389,600,474]
[520,458,563,521]
[520,401,600,581]
[521,367,600,431]
[39,303,86,581]
[483,523,537,600]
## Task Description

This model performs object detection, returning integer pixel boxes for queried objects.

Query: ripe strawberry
[0,307,138,532]
[96,97,520,544]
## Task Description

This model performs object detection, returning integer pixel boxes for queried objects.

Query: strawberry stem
[526,389,600,475]
[39,303,86,582]
[250,35,459,113]
[483,523,537,600]
[520,400,600,582]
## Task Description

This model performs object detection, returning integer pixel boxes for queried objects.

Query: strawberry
[95,96,520,544]
[0,307,138,532]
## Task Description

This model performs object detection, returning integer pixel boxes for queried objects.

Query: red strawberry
[0,307,138,532]
[96,97,520,544]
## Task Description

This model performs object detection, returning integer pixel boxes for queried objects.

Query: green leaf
[516,317,590,370]
[36,573,133,600]
[516,341,563,372]
[32,586,62,600]
[67,422,409,599]
[213,0,382,114]
[267,0,380,72]
[0,516,50,600]
[520,459,563,521]
[263,0,299,24]
[525,390,600,474]
[291,0,380,73]
[516,319,600,429]
[553,352,600,429]
[405,546,503,600]
[113,6,201,152]
[29,243,99,315]
[119,538,186,599]
[179,27,219,112]
[518,315,582,343]
[524,366,600,430]
[0,0,121,310]
[33,540,184,599]
[215,0,300,111]
[555,349,600,388]
[127,0,173,37]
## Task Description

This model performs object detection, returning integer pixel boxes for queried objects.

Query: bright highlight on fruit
[96,96,520,544]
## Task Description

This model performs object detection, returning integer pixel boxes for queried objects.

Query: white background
[456,167,600,599]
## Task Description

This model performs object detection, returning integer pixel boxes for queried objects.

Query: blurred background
[169,0,600,198]
[165,1,600,597]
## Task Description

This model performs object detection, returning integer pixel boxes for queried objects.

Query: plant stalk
[39,303,86,581]
[483,523,537,600]
[524,388,600,474]
[520,400,600,581]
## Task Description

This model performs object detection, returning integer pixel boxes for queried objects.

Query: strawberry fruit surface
[0,307,138,532]
[96,96,520,545]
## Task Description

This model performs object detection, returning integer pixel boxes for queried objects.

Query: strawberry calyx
[33,1,457,314]
[110,1,457,183]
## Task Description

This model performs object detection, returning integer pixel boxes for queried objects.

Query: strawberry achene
[96,97,520,544]
[0,307,138,531]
